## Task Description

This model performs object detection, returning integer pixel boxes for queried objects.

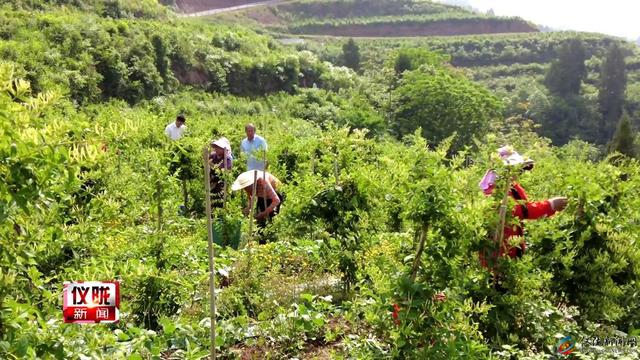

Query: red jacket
[480,183,556,268]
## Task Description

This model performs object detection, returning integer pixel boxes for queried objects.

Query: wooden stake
[202,146,217,360]
[246,170,258,271]
[262,149,267,212]
[222,149,228,209]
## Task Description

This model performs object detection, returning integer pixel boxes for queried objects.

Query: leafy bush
[390,65,502,152]
[0,7,340,105]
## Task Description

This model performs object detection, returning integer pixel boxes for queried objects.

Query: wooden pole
[222,149,228,210]
[262,149,267,211]
[202,146,217,360]
[248,170,258,234]
[246,170,258,271]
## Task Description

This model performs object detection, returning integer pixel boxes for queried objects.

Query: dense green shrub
[0,6,345,105]
[390,65,502,151]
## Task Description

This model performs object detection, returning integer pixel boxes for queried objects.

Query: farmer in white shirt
[165,114,186,141]
[240,123,268,171]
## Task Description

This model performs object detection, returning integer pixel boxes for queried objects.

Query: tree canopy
[342,38,361,72]
[544,39,587,98]
[598,43,627,139]
[390,65,502,151]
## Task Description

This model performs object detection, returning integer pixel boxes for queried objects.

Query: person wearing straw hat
[232,170,282,231]
[478,145,568,269]
[209,137,233,208]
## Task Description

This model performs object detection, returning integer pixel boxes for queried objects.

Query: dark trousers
[210,181,224,208]
[256,192,284,229]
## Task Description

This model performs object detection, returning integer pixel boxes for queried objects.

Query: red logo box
[63,281,120,324]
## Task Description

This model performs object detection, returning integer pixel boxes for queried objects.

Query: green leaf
[300,293,314,303]
[160,318,176,335]
[115,329,130,342]
[215,335,225,347]
[312,317,325,327]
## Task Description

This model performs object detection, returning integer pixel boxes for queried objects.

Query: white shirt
[165,122,186,140]
[240,135,267,170]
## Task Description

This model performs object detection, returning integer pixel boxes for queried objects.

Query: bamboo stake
[222,149,228,209]
[262,149,267,212]
[246,170,258,271]
[202,146,217,360]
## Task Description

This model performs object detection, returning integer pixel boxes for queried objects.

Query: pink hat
[479,169,497,195]
[497,145,533,167]
[211,137,233,159]
[211,137,231,151]
[479,146,534,195]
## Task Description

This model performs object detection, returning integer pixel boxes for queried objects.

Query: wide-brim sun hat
[231,170,264,191]
[211,137,231,152]
[479,146,535,195]
[497,145,534,167]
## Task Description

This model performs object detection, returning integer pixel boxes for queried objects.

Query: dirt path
[179,0,285,17]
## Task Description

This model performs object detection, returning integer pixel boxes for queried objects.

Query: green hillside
[212,0,640,145]
[343,32,640,145]
[0,2,358,105]
[307,31,639,100]
[0,0,169,17]
[2,0,640,359]
[238,0,538,37]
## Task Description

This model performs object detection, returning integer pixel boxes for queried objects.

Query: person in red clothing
[479,146,568,269]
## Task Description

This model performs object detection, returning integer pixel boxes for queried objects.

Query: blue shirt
[241,135,267,170]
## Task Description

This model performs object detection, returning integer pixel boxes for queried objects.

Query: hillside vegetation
[0,2,363,106]
[236,0,537,37]
[211,0,640,146]
[169,0,275,13]
[295,31,640,146]
[2,0,640,359]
